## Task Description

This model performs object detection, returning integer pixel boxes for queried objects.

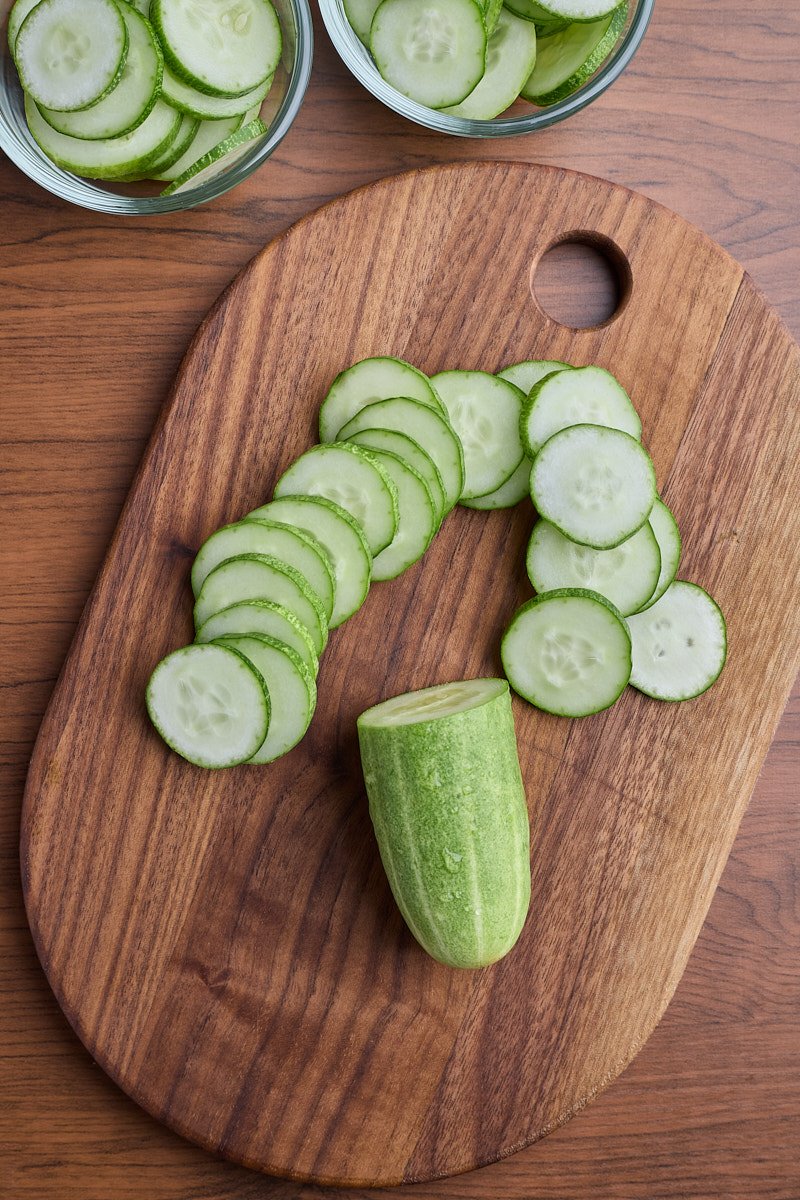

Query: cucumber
[527,518,661,616]
[152,112,242,180]
[159,116,266,195]
[25,94,181,179]
[126,111,198,178]
[521,4,627,104]
[638,498,681,611]
[274,443,399,558]
[345,428,447,528]
[497,359,572,393]
[343,0,381,44]
[193,553,329,655]
[370,0,487,110]
[15,0,128,111]
[481,0,503,35]
[319,356,444,444]
[530,423,656,549]
[521,0,624,20]
[151,0,280,98]
[627,582,727,701]
[38,4,162,140]
[442,8,537,119]
[338,397,465,515]
[358,678,530,969]
[196,599,319,677]
[502,0,566,24]
[355,448,437,581]
[521,365,641,458]
[191,519,335,620]
[161,62,271,119]
[502,589,631,716]
[215,635,316,762]
[7,0,43,51]
[248,496,371,628]
[431,370,525,499]
[146,642,269,767]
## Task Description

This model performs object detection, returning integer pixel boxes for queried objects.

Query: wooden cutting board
[21,162,800,1188]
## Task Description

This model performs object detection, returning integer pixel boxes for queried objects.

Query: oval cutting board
[22,163,800,1187]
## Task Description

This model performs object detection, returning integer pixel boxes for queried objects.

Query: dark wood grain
[16,161,800,1188]
[2,0,799,1195]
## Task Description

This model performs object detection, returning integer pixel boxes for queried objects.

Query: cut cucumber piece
[503,0,568,28]
[442,8,537,119]
[274,443,399,558]
[153,113,242,182]
[502,588,631,716]
[338,397,465,514]
[160,116,266,195]
[128,111,198,177]
[358,678,530,968]
[7,0,42,51]
[481,0,503,35]
[460,457,530,509]
[344,0,380,44]
[345,428,446,528]
[521,364,641,458]
[151,0,280,98]
[196,599,319,677]
[319,356,445,444]
[146,642,269,767]
[627,581,727,701]
[191,519,335,620]
[527,518,661,617]
[39,5,162,140]
[498,359,572,393]
[431,370,525,499]
[161,61,271,118]
[15,0,127,111]
[638,498,681,612]
[522,0,623,20]
[370,0,487,110]
[248,496,371,628]
[356,448,437,581]
[25,94,181,178]
[193,553,329,655]
[215,634,316,762]
[521,4,626,104]
[530,423,656,549]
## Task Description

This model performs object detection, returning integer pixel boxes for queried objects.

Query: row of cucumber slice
[6,0,278,192]
[146,354,726,768]
[345,0,628,117]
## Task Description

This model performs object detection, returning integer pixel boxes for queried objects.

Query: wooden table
[2,0,798,1196]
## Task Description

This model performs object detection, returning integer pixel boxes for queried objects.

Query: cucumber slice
[196,599,319,677]
[355,448,437,581]
[502,589,631,716]
[274,443,399,558]
[358,678,530,969]
[127,111,198,177]
[523,0,623,20]
[503,0,568,29]
[530,424,656,550]
[146,642,269,767]
[497,359,572,393]
[191,519,335,620]
[194,553,329,655]
[25,94,181,178]
[431,370,525,499]
[151,0,280,98]
[343,0,380,44]
[125,0,151,13]
[161,62,271,119]
[521,365,641,458]
[442,8,537,119]
[627,582,727,701]
[215,635,316,762]
[153,112,249,180]
[345,428,447,528]
[7,0,42,51]
[481,0,503,35]
[521,4,627,104]
[338,397,465,515]
[159,117,266,195]
[527,518,661,616]
[39,5,162,140]
[637,498,681,612]
[248,496,371,629]
[15,0,127,111]
[370,0,487,110]
[319,356,445,444]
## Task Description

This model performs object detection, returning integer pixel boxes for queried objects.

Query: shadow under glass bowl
[0,0,313,214]
[319,0,654,137]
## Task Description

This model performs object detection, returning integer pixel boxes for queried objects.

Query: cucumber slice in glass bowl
[521,3,628,105]
[151,0,281,98]
[369,0,487,109]
[14,0,128,111]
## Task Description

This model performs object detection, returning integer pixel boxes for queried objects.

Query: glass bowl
[0,0,313,213]
[319,0,654,137]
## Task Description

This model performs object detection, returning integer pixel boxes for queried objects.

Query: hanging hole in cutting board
[531,234,631,329]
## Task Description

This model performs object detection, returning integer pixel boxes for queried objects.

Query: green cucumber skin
[358,684,530,969]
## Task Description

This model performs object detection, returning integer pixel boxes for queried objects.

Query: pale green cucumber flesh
[521,364,641,458]
[637,498,681,611]
[196,599,319,677]
[432,369,525,499]
[215,634,316,762]
[345,427,447,528]
[442,7,537,119]
[497,359,572,393]
[370,0,487,110]
[319,356,444,443]
[343,0,381,44]
[521,3,627,105]
[25,94,182,178]
[8,0,41,51]
[15,0,128,111]
[159,118,266,194]
[358,679,530,968]
[358,448,437,581]
[502,588,631,716]
[518,0,624,21]
[627,581,727,701]
[460,456,531,509]
[153,112,243,180]
[151,0,280,98]
[527,518,662,616]
[161,61,271,118]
